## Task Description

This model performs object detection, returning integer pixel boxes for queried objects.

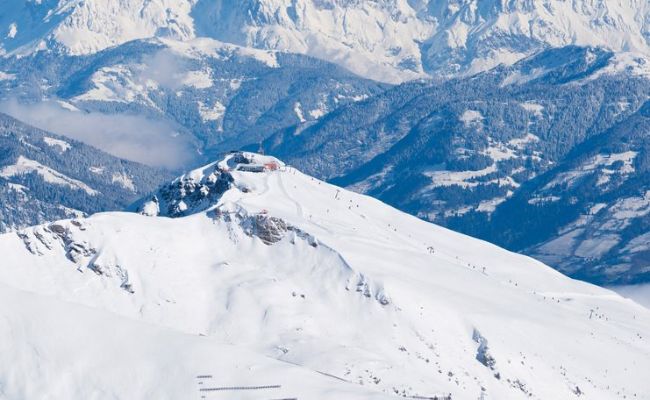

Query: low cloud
[139,49,191,90]
[609,283,650,309]
[0,99,197,169]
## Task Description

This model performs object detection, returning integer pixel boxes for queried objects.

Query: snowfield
[0,283,391,400]
[0,152,649,399]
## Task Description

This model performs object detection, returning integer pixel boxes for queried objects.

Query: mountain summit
[2,0,649,82]
[1,152,649,399]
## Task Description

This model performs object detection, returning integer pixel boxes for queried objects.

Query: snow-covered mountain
[1,152,649,399]
[195,0,650,81]
[2,0,649,82]
[0,112,170,233]
[0,0,195,56]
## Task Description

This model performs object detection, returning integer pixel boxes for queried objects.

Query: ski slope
[0,152,649,399]
[0,283,392,399]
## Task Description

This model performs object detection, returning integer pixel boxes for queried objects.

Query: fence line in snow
[199,385,281,392]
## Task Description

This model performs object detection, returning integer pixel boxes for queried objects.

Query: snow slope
[1,152,649,399]
[0,283,392,400]
[2,0,649,82]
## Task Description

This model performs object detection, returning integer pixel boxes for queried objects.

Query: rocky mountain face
[2,0,649,82]
[196,0,650,81]
[0,112,170,232]
[1,152,649,399]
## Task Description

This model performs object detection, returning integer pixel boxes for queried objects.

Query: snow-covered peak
[136,152,285,217]
[2,151,650,398]
[0,0,195,56]
[195,0,650,80]
[3,0,649,82]
[192,0,435,82]
[424,0,650,74]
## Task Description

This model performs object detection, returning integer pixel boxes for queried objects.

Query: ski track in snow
[277,170,304,219]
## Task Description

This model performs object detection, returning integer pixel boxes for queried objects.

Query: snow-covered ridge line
[2,0,649,81]
[2,151,649,399]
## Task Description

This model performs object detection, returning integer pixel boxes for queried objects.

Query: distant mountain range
[2,0,649,82]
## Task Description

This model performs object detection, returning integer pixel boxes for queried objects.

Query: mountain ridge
[2,0,649,82]
[1,151,649,399]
